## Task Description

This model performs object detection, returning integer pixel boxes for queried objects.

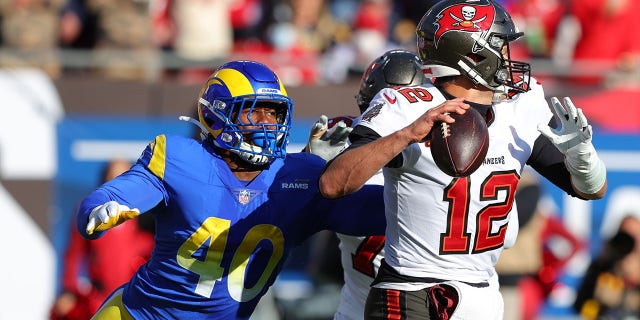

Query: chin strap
[179,116,208,141]
[492,85,509,103]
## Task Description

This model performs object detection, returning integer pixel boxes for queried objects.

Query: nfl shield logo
[238,189,251,205]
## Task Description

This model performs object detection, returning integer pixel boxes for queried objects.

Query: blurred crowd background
[0,0,638,89]
[2,0,639,125]
[1,0,639,319]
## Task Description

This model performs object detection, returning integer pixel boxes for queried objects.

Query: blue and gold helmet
[196,60,293,165]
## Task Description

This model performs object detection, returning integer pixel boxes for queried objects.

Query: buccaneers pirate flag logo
[433,3,495,48]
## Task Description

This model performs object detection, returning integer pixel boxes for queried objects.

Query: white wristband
[567,155,606,195]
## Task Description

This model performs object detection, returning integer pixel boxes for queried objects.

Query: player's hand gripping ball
[430,107,489,177]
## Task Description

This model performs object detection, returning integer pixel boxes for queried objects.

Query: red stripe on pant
[385,289,403,319]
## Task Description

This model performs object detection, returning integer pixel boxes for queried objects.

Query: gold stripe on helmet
[214,68,255,97]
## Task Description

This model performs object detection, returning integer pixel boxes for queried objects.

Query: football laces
[440,113,451,138]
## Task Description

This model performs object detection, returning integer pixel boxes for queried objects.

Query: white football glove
[537,97,606,194]
[86,200,140,235]
[305,115,353,161]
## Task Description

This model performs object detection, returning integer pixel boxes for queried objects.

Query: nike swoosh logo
[383,93,397,104]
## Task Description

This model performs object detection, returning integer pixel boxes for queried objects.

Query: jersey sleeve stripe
[148,135,167,180]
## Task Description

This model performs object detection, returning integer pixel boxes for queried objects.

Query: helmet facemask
[199,93,292,166]
[472,32,531,93]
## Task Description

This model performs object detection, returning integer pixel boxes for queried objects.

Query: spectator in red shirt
[567,0,640,84]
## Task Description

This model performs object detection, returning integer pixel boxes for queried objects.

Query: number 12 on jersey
[440,172,519,254]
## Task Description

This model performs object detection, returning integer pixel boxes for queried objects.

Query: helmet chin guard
[230,141,272,166]
[230,132,277,165]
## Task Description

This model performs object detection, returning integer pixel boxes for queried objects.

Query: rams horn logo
[433,4,495,47]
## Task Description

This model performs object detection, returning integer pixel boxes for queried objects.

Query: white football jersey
[357,78,552,286]
[334,171,384,320]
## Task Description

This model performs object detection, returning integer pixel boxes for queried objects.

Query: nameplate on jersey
[280,179,310,190]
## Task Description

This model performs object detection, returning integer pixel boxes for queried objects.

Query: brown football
[429,107,489,177]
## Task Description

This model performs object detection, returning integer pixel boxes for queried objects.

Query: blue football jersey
[76,134,385,319]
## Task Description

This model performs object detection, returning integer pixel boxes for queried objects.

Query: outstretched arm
[319,98,470,198]
[77,164,165,239]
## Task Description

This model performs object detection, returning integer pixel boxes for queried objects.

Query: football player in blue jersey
[76,60,386,319]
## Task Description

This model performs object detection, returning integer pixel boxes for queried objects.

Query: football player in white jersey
[307,50,428,320]
[318,0,608,319]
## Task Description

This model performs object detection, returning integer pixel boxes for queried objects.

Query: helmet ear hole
[466,53,485,64]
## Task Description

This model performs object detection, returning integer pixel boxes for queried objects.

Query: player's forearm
[319,129,413,198]
[328,184,386,235]
[572,177,607,200]
[77,168,164,239]
[567,144,607,199]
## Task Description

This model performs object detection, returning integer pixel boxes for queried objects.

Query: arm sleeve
[515,183,541,228]
[76,164,165,240]
[320,184,387,236]
[527,135,582,198]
